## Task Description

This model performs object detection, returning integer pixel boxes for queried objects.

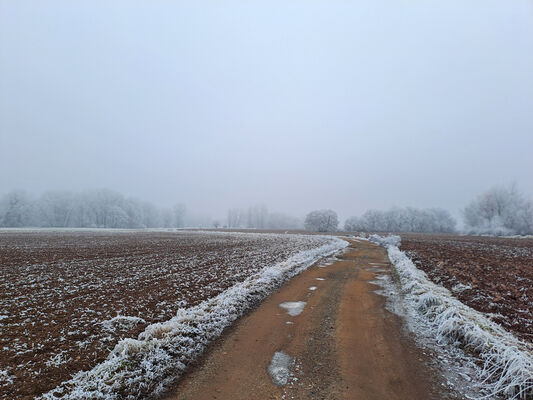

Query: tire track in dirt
[163,239,460,400]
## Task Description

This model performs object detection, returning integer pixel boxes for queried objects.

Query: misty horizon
[1,0,533,224]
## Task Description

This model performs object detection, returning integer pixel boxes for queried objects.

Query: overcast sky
[1,0,532,221]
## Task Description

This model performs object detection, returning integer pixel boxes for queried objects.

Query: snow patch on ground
[279,302,307,317]
[268,351,293,386]
[370,234,533,400]
[308,286,317,291]
[39,235,347,400]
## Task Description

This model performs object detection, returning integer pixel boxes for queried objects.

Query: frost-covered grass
[0,369,14,386]
[370,235,533,399]
[399,234,533,341]
[102,316,147,333]
[38,235,347,399]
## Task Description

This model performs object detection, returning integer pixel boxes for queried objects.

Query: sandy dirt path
[164,239,459,400]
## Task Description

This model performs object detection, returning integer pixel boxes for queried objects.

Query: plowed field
[400,234,533,342]
[0,230,330,399]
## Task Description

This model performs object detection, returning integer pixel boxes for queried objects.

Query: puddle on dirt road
[268,351,293,386]
[279,302,307,316]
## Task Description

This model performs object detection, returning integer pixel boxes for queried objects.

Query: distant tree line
[342,184,533,235]
[4,184,531,235]
[344,207,456,233]
[226,205,303,230]
[0,189,186,229]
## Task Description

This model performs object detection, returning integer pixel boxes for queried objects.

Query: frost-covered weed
[101,316,146,332]
[45,351,72,368]
[371,235,533,399]
[0,369,14,386]
[39,236,347,400]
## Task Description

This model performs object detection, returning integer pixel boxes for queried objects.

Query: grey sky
[1,0,532,221]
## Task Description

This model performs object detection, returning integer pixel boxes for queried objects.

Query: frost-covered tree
[304,209,339,232]
[0,189,187,229]
[227,208,244,228]
[463,184,533,235]
[246,205,268,229]
[38,190,76,227]
[0,190,34,227]
[226,206,302,230]
[344,207,456,233]
[173,203,186,228]
[344,216,360,232]
[266,212,303,230]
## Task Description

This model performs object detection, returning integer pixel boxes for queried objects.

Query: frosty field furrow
[0,230,338,400]
[399,234,533,341]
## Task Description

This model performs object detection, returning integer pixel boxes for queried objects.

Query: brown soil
[400,234,533,342]
[164,239,459,400]
[0,230,328,400]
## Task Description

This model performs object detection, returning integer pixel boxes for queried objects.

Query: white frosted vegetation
[39,235,347,400]
[370,235,533,399]
[304,209,339,232]
[101,316,146,332]
[279,302,307,316]
[463,185,533,236]
[0,369,14,386]
[344,207,456,233]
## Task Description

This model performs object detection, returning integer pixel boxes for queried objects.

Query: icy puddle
[279,301,307,316]
[268,351,293,386]
[315,278,325,281]
[309,286,317,291]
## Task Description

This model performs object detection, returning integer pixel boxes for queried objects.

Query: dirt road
[164,239,458,400]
